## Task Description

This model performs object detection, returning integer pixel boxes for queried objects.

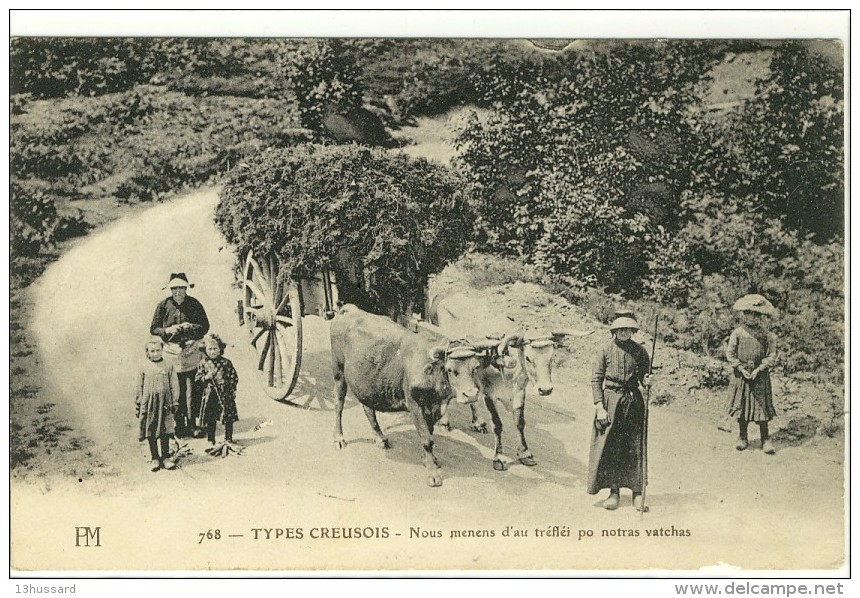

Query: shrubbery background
[10,38,845,397]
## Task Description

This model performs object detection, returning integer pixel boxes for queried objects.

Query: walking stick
[641,315,659,519]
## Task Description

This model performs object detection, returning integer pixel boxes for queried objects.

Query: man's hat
[165,272,194,289]
[609,311,639,331]
[732,294,777,316]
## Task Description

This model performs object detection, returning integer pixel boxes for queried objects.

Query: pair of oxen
[331,298,591,487]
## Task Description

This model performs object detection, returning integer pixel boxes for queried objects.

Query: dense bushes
[10,38,154,98]
[10,183,61,257]
[216,144,475,317]
[9,38,295,100]
[10,182,87,259]
[11,86,303,201]
[452,40,844,384]
[455,41,718,291]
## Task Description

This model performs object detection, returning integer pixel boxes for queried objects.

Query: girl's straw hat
[732,294,777,316]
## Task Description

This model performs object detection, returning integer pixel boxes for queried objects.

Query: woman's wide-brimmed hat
[164,272,194,289]
[609,311,640,331]
[733,294,777,316]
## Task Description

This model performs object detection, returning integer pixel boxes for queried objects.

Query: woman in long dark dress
[587,313,653,511]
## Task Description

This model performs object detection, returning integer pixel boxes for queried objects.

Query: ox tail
[426,294,441,326]
[427,294,458,328]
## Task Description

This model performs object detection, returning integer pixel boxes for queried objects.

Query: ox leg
[363,404,390,449]
[437,399,452,432]
[333,374,348,449]
[483,396,505,471]
[513,389,536,466]
[469,403,488,434]
[406,399,442,487]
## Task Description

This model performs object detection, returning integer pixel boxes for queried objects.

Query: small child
[135,337,179,471]
[196,333,240,451]
[726,294,779,454]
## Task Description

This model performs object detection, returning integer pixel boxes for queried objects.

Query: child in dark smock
[587,313,653,511]
[196,333,240,451]
[726,294,779,454]
[135,337,179,472]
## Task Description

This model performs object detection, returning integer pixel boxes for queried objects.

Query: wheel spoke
[245,279,270,307]
[275,285,290,315]
[250,253,271,289]
[276,315,296,327]
[245,255,303,401]
[274,325,294,376]
[267,330,277,387]
[250,326,267,347]
[269,254,283,308]
[257,330,272,372]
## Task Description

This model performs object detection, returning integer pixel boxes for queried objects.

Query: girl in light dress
[135,337,179,472]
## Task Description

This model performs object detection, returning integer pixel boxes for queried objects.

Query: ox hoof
[334,437,347,449]
[471,422,488,434]
[492,459,506,471]
[427,472,443,487]
[376,437,391,449]
[518,455,537,467]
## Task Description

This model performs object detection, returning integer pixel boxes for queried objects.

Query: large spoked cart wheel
[240,250,303,401]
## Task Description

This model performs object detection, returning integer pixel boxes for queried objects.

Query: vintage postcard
[7,9,850,578]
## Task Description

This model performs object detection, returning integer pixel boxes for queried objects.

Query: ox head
[499,327,594,396]
[427,341,481,404]
[519,330,556,396]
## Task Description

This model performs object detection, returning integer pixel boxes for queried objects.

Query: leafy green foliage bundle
[216,144,475,315]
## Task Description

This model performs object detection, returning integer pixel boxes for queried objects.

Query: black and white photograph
[6,9,849,578]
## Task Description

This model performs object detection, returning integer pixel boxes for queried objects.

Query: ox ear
[424,347,444,376]
[428,345,447,364]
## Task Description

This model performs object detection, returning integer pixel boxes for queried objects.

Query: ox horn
[498,333,523,355]
[552,328,595,338]
[472,338,503,353]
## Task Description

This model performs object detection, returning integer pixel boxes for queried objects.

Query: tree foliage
[456,41,720,292]
[281,40,364,134]
[698,42,844,239]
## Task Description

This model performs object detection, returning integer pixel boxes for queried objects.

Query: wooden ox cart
[237,248,431,403]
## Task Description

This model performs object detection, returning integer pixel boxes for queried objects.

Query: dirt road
[12,188,845,573]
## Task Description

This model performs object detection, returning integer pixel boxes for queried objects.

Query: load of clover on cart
[215,143,476,403]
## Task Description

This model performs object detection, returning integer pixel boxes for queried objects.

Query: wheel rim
[242,250,303,400]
